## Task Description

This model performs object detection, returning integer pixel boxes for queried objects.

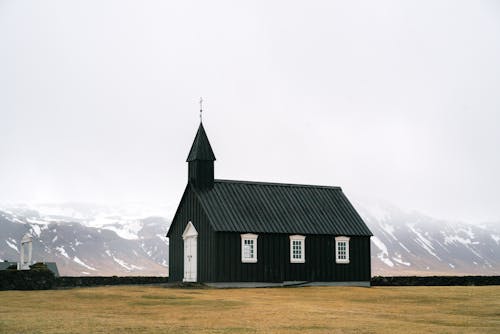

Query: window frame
[335,236,350,264]
[289,235,306,263]
[241,233,258,263]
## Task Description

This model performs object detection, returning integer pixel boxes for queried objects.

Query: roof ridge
[214,179,341,190]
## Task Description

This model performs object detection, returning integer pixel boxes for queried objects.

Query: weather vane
[199,97,203,122]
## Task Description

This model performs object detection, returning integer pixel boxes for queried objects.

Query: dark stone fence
[56,276,169,288]
[371,275,500,286]
[0,269,56,290]
[3,271,500,290]
[1,266,168,290]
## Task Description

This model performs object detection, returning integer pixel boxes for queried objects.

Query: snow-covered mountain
[0,204,169,276]
[1,202,499,276]
[355,200,500,275]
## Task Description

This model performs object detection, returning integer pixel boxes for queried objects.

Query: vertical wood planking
[211,233,371,282]
[168,188,217,282]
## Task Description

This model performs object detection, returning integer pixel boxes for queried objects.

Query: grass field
[1,285,499,333]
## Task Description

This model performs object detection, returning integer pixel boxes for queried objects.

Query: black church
[167,122,373,286]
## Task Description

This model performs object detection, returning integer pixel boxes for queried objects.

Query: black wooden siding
[168,186,217,282]
[214,233,371,282]
[188,161,214,190]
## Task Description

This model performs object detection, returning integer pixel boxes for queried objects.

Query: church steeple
[187,122,216,190]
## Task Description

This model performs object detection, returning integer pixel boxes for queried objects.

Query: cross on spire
[199,97,203,123]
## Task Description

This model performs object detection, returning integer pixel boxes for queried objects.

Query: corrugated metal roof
[195,179,373,236]
[186,123,216,162]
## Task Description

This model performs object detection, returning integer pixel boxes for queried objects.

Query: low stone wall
[1,270,168,290]
[56,276,169,288]
[0,270,56,290]
[3,273,500,290]
[371,276,500,286]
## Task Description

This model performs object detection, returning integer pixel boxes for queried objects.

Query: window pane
[337,241,347,260]
[243,239,254,259]
[291,239,303,260]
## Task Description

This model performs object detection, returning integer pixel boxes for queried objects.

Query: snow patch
[380,223,397,240]
[409,225,441,260]
[392,253,411,266]
[6,240,18,252]
[398,241,411,253]
[30,225,43,237]
[372,236,394,267]
[491,235,500,245]
[141,243,153,256]
[103,225,140,240]
[459,227,475,239]
[85,215,143,240]
[449,263,455,268]
[74,257,96,271]
[112,256,143,271]
[444,235,472,246]
[56,246,69,259]
[10,216,25,224]
[52,236,58,243]
[444,234,484,260]
[26,217,51,226]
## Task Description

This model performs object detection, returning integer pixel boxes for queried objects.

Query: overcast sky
[1,0,499,223]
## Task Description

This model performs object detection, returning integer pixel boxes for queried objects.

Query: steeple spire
[186,122,216,162]
[187,122,216,190]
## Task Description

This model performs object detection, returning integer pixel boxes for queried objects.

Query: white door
[183,236,197,282]
[182,222,198,282]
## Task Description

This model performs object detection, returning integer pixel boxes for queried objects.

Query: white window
[289,235,305,263]
[335,236,350,264]
[241,233,258,263]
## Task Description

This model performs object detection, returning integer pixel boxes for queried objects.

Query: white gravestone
[18,233,33,270]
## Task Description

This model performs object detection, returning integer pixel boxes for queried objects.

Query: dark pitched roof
[195,179,372,236]
[186,123,216,162]
[0,262,17,270]
[45,262,60,277]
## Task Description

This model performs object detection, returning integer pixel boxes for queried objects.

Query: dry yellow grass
[0,285,499,333]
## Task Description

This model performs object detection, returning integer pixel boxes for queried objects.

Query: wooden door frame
[182,221,198,282]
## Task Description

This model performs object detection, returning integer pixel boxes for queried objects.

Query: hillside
[0,205,168,276]
[357,201,500,275]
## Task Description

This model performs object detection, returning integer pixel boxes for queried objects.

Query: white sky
[1,0,499,224]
